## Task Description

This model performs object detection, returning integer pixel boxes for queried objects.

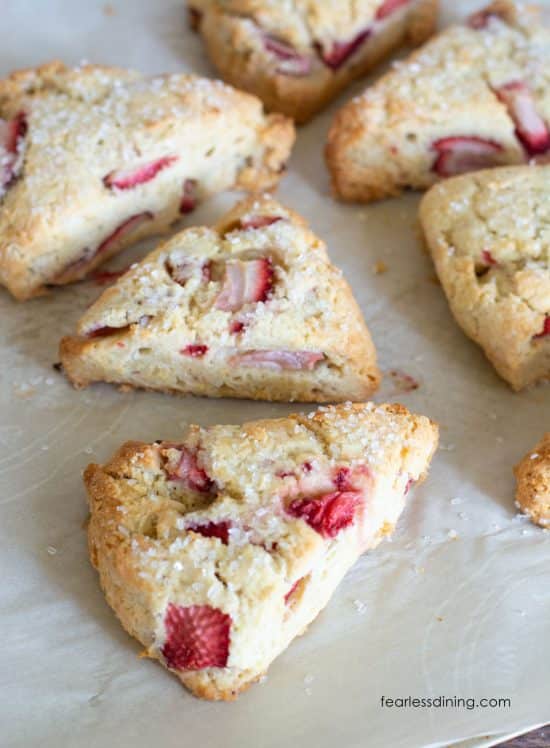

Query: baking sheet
[1,1,548,747]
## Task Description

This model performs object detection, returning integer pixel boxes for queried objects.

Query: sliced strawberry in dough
[495,82,550,156]
[162,603,231,670]
[0,112,27,189]
[317,29,371,70]
[215,258,273,312]
[287,491,363,538]
[533,316,550,340]
[432,137,503,177]
[187,521,230,544]
[240,215,282,230]
[103,156,178,190]
[229,350,324,371]
[97,211,154,257]
[376,0,411,21]
[481,250,498,267]
[168,447,215,493]
[467,8,506,29]
[263,35,312,76]
[181,344,208,358]
[180,178,197,214]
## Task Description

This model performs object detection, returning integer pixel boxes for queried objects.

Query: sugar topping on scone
[189,0,438,123]
[0,61,295,300]
[85,401,439,700]
[59,195,380,403]
[326,1,549,202]
[514,433,550,527]
[420,164,549,391]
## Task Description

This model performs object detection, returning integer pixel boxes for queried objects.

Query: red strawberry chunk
[169,447,215,493]
[162,603,231,671]
[376,0,411,21]
[187,521,230,544]
[467,8,505,29]
[215,258,273,312]
[284,577,304,605]
[404,476,415,495]
[91,266,130,285]
[96,211,154,256]
[103,156,178,190]
[287,491,362,538]
[481,250,498,266]
[317,28,371,70]
[333,466,353,491]
[533,316,550,340]
[263,35,312,76]
[432,137,503,177]
[229,320,246,334]
[0,112,27,189]
[240,215,282,230]
[229,350,324,371]
[180,178,197,214]
[181,344,208,358]
[495,82,550,156]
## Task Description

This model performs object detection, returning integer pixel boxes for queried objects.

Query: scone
[85,401,439,700]
[188,0,438,124]
[59,195,380,402]
[326,1,550,202]
[419,165,549,391]
[514,433,550,527]
[0,61,295,300]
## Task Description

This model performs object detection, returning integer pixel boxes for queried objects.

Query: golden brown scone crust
[0,61,294,300]
[419,165,549,391]
[190,0,438,123]
[514,433,550,527]
[59,194,380,403]
[85,401,439,700]
[326,1,549,202]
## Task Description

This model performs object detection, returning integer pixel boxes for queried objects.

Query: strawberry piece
[481,250,498,266]
[90,266,130,285]
[263,35,312,76]
[215,258,273,312]
[229,320,246,334]
[317,28,371,70]
[302,461,313,473]
[533,316,550,340]
[432,137,503,177]
[169,447,215,493]
[187,521,230,544]
[333,466,353,491]
[162,603,231,671]
[180,178,197,214]
[240,215,282,230]
[0,112,27,190]
[376,0,411,21]
[495,82,550,156]
[229,350,324,371]
[404,477,415,495]
[96,211,154,256]
[287,491,362,539]
[467,8,506,29]
[181,344,208,358]
[284,577,304,605]
[103,156,178,190]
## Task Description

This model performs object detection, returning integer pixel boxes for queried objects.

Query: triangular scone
[420,165,550,391]
[188,0,438,124]
[84,402,439,700]
[59,196,380,402]
[326,1,549,202]
[0,61,294,300]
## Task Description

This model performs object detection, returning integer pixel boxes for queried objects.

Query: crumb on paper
[353,599,367,615]
[14,383,36,399]
[388,369,419,393]
[436,616,444,622]
[103,3,116,15]
[372,260,388,275]
[46,546,57,556]
[447,529,458,540]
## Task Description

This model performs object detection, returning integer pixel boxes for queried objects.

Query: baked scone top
[191,0,422,50]
[70,195,378,382]
[0,61,293,297]
[421,165,549,340]
[86,401,438,698]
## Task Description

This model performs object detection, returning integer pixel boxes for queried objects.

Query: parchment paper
[1,2,548,747]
